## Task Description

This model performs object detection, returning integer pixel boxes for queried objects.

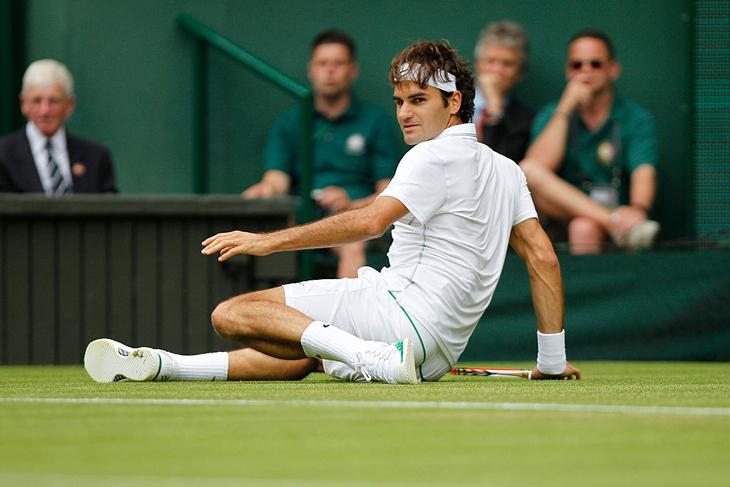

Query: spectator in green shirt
[243,29,400,277]
[521,29,659,254]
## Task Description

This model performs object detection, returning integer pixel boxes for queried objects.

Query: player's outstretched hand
[530,361,582,380]
[201,231,271,261]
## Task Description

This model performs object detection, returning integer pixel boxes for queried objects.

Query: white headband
[397,62,457,92]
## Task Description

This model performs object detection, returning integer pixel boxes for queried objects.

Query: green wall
[20,0,692,237]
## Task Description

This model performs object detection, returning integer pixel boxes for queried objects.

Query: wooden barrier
[0,195,297,365]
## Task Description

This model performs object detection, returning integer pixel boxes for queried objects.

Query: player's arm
[241,170,290,199]
[509,218,581,380]
[202,195,407,260]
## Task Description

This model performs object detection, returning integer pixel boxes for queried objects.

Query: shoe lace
[353,345,393,383]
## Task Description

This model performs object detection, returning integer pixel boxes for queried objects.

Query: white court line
[1,397,729,416]
[0,472,490,487]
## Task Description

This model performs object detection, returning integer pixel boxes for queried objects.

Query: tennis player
[85,41,581,384]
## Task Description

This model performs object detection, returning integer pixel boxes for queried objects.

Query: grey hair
[22,59,75,97]
[474,20,529,67]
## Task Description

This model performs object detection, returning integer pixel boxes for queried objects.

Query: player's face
[565,37,619,95]
[308,43,358,99]
[393,81,460,145]
[476,44,523,90]
[20,82,75,137]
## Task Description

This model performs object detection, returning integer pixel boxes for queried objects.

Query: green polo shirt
[531,95,658,204]
[264,97,401,200]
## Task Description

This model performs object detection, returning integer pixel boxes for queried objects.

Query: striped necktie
[46,139,70,195]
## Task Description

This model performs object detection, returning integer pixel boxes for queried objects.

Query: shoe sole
[399,338,418,385]
[84,338,161,383]
[626,221,660,249]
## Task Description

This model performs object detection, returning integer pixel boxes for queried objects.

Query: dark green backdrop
[15,0,692,237]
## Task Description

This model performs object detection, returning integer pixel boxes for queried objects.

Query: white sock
[155,350,229,381]
[300,321,368,368]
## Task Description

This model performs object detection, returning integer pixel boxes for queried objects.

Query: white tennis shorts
[283,266,450,382]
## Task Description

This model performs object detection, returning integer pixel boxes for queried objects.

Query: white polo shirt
[378,123,537,364]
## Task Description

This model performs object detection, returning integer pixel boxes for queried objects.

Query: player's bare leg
[85,286,417,384]
[213,286,416,383]
[211,287,313,359]
[227,348,318,380]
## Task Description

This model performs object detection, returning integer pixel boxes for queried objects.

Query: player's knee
[210,301,229,337]
[210,299,244,339]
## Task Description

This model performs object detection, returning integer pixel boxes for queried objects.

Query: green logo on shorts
[395,341,404,362]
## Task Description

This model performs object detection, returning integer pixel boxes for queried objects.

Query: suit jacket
[0,129,118,193]
[479,97,535,163]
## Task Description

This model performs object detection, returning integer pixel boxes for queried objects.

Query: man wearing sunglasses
[521,29,659,254]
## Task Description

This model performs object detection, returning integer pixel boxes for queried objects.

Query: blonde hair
[22,59,75,96]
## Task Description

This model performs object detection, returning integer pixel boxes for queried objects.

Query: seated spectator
[521,29,659,254]
[243,29,400,277]
[473,20,534,162]
[0,59,117,194]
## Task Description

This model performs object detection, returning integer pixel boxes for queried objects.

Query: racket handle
[451,367,531,379]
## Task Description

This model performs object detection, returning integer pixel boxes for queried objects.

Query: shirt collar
[574,94,624,133]
[312,94,359,121]
[434,122,476,141]
[26,122,67,154]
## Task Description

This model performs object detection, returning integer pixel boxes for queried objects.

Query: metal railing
[177,14,315,279]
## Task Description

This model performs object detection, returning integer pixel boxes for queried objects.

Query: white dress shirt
[26,122,73,195]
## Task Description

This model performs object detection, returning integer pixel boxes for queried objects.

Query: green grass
[1,362,729,487]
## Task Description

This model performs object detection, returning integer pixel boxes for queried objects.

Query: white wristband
[537,330,567,375]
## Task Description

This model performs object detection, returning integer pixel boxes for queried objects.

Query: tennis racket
[450,367,531,379]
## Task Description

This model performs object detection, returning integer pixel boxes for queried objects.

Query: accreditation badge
[345,133,366,156]
[597,140,615,166]
[589,184,619,209]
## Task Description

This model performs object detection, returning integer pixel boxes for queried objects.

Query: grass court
[1,361,729,486]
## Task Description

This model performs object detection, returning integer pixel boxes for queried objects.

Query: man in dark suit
[473,20,535,163]
[0,59,117,194]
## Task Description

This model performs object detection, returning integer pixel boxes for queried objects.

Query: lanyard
[570,116,623,192]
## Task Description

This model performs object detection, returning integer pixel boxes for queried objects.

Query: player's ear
[448,91,462,116]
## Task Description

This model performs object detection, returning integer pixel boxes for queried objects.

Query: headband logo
[397,63,457,92]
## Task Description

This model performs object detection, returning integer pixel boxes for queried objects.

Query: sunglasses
[568,59,606,70]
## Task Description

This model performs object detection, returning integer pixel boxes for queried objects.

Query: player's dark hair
[389,40,475,123]
[311,29,357,60]
[569,29,615,59]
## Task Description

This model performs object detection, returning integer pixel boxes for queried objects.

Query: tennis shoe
[354,339,418,384]
[614,219,660,250]
[84,338,166,383]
